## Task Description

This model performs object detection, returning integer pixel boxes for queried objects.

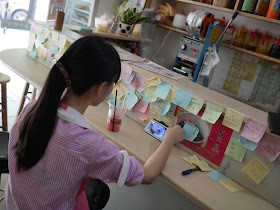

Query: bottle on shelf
[268,36,280,58]
[266,0,280,19]
[255,0,270,16]
[212,0,235,8]
[256,33,272,55]
[241,0,258,13]
[246,30,261,51]
[233,26,248,48]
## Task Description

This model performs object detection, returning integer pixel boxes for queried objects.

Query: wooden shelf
[238,11,280,25]
[176,0,235,13]
[158,24,280,64]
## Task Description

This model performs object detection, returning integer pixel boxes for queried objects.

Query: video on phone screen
[147,121,167,140]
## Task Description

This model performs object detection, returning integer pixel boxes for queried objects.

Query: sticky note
[207,170,228,181]
[36,25,43,35]
[218,178,244,192]
[146,77,161,87]
[161,101,171,116]
[154,82,172,100]
[225,137,247,162]
[41,27,50,39]
[183,121,199,142]
[143,86,158,102]
[173,89,193,110]
[182,155,200,167]
[120,63,133,81]
[238,136,261,151]
[28,47,37,59]
[127,74,147,92]
[186,95,204,115]
[112,82,126,100]
[222,108,245,132]
[201,102,223,124]
[28,33,36,51]
[51,31,59,45]
[241,118,266,143]
[132,97,149,113]
[50,44,59,55]
[242,156,270,184]
[125,88,139,110]
[148,105,162,122]
[30,23,37,33]
[135,104,150,121]
[38,36,46,44]
[122,71,136,84]
[58,34,67,48]
[256,133,280,162]
[191,160,213,172]
[166,86,179,102]
[162,114,177,127]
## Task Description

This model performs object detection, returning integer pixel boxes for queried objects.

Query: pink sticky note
[241,118,266,143]
[135,104,150,121]
[30,23,37,33]
[132,97,149,113]
[127,74,147,92]
[257,133,280,162]
[120,64,132,81]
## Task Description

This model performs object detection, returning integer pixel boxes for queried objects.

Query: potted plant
[114,1,148,35]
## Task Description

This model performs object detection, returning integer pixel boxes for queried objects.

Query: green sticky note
[125,88,138,110]
[28,48,37,59]
[186,95,204,115]
[201,102,223,124]
[161,101,171,116]
[173,89,193,110]
[225,137,247,162]
[143,86,158,102]
[154,82,172,100]
[183,121,199,142]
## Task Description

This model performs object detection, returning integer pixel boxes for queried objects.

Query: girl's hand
[164,125,184,145]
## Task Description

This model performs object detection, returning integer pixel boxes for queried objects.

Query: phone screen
[146,121,167,141]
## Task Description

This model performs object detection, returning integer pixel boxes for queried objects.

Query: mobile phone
[144,119,168,141]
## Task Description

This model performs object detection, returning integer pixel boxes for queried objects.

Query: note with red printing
[127,74,148,92]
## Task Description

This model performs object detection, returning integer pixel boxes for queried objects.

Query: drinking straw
[112,90,117,131]
[121,91,127,114]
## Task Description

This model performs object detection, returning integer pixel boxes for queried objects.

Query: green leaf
[132,17,148,24]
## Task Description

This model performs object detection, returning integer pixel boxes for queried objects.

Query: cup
[107,100,127,132]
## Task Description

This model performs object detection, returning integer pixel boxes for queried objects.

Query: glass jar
[268,36,280,58]
[256,33,272,55]
[241,0,258,13]
[255,0,270,16]
[233,26,248,48]
[245,30,261,51]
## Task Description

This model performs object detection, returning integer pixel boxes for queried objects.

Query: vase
[118,23,134,36]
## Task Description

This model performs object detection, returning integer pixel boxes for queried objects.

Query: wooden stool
[0,73,10,131]
[17,82,37,117]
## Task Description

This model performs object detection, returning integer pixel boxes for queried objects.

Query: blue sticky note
[38,36,46,44]
[238,136,262,151]
[173,89,193,110]
[183,122,199,142]
[154,82,172,100]
[50,44,59,55]
[125,88,138,110]
[122,71,136,84]
[28,48,37,59]
[161,101,171,116]
[207,170,228,181]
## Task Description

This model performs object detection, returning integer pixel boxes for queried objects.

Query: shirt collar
[57,102,92,130]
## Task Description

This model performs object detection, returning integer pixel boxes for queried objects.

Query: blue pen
[182,167,201,176]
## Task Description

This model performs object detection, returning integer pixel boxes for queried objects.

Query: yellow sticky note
[222,108,245,132]
[166,85,179,102]
[242,156,270,184]
[162,114,177,127]
[182,155,200,167]
[143,86,158,102]
[225,137,247,162]
[218,178,244,192]
[112,82,126,100]
[191,160,213,172]
[201,102,223,124]
[41,27,50,39]
[186,95,204,115]
[244,62,257,82]
[28,33,36,51]
[148,105,162,122]
[51,31,59,45]
[146,77,161,87]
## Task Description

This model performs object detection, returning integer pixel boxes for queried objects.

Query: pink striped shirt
[5,101,144,209]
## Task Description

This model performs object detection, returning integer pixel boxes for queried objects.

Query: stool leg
[32,87,37,101]
[1,83,8,131]
[17,82,29,117]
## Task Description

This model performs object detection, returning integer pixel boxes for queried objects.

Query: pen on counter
[182,167,201,176]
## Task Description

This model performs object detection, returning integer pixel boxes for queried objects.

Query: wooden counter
[0,48,278,210]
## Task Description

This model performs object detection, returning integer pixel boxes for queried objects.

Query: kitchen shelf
[158,24,280,64]
[238,11,280,25]
[74,8,90,15]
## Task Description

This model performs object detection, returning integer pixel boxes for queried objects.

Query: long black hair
[15,36,121,171]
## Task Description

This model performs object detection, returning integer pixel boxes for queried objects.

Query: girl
[5,36,183,209]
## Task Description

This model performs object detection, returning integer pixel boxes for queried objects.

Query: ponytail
[15,65,66,171]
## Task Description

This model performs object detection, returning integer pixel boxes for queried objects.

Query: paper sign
[51,31,59,45]
[218,178,244,192]
[238,136,261,151]
[222,108,245,132]
[125,88,139,110]
[201,102,223,124]
[112,82,126,100]
[186,95,204,115]
[132,97,149,113]
[173,89,193,110]
[154,82,172,100]
[241,118,266,143]
[148,105,162,122]
[127,74,147,92]
[58,34,67,48]
[182,155,200,167]
[207,170,228,181]
[242,156,270,184]
[146,77,161,87]
[41,27,50,39]
[50,44,59,55]
[256,133,280,162]
[191,160,213,172]
[183,122,199,142]
[122,71,136,84]
[143,86,158,102]
[166,86,179,102]
[225,137,247,162]
[120,64,133,81]
[162,114,177,127]
[161,101,171,116]
[135,104,150,121]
